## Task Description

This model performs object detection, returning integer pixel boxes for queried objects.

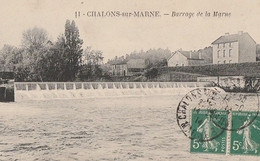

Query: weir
[14,82,214,101]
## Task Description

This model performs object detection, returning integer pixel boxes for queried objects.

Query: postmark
[176,87,229,141]
[213,93,260,131]
[176,87,260,155]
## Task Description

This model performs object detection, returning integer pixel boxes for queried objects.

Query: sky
[0,0,260,62]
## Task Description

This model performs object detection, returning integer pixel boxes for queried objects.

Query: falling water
[14,82,215,101]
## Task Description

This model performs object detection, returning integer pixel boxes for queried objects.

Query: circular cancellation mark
[176,87,260,142]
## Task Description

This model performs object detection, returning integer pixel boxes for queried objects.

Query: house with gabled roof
[127,59,147,76]
[110,58,147,76]
[167,49,210,67]
[211,31,256,64]
[110,60,128,76]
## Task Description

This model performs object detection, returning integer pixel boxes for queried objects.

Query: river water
[0,95,259,161]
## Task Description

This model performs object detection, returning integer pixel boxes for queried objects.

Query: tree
[45,35,68,81]
[18,27,51,81]
[33,20,84,82]
[0,45,22,71]
[22,27,49,54]
[145,68,158,79]
[107,48,172,68]
[34,20,83,82]
[1,21,85,82]
[63,20,83,81]
[78,47,104,81]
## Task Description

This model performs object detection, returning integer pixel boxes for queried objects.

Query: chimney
[238,31,243,35]
[225,33,229,36]
[189,51,192,58]
[199,52,202,59]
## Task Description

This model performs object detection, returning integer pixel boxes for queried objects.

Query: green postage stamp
[190,109,228,154]
[230,111,260,155]
[190,110,260,155]
[177,88,260,156]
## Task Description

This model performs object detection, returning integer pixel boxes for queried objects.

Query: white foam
[14,82,215,101]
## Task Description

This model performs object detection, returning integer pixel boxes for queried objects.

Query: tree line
[0,20,104,82]
[0,20,217,82]
[107,48,172,68]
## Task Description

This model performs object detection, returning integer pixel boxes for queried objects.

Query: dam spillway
[14,82,214,101]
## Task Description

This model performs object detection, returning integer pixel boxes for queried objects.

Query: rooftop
[127,59,146,69]
[211,31,255,44]
[110,60,127,65]
[168,49,203,60]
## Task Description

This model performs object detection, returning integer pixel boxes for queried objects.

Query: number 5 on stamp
[230,111,260,155]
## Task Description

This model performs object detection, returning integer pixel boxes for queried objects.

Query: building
[197,75,246,89]
[167,49,207,67]
[111,61,128,76]
[211,31,256,64]
[110,58,147,76]
[127,59,146,76]
[256,44,260,61]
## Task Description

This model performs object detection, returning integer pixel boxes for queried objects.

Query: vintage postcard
[1,0,260,160]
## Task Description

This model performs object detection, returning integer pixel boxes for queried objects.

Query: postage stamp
[230,111,260,155]
[177,87,260,155]
[190,109,228,154]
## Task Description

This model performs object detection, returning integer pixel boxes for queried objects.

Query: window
[223,50,226,57]
[223,60,226,64]
[229,43,232,47]
[182,64,184,66]
[229,60,232,63]
[217,50,220,58]
[218,61,221,64]
[176,64,178,66]
[229,49,232,57]
[218,44,220,48]
[223,43,225,47]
